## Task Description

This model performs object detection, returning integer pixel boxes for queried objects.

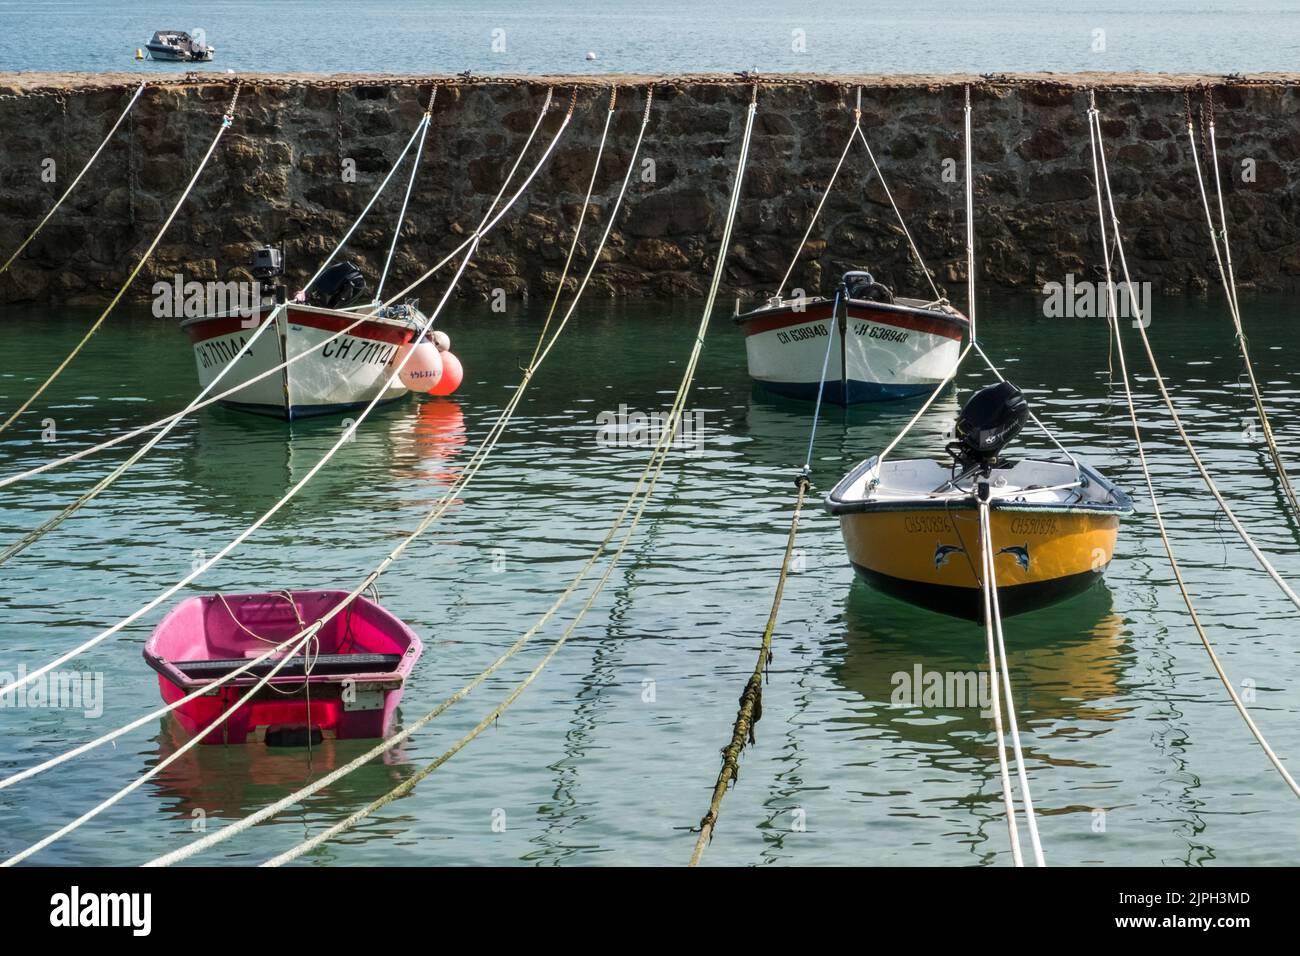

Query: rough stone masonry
[1,72,1298,307]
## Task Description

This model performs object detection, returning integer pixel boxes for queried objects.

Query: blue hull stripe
[219,393,409,421]
[756,379,936,404]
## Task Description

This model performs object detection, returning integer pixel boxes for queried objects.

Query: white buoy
[396,339,444,391]
[586,51,597,61]
[431,330,451,352]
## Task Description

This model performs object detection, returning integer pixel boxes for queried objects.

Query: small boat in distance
[144,590,423,745]
[735,270,968,404]
[145,30,215,62]
[825,381,1132,620]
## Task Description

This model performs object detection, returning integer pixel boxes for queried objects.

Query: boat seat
[171,653,404,679]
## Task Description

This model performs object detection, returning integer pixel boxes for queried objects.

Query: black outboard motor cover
[949,381,1029,471]
[308,261,368,309]
[842,270,894,304]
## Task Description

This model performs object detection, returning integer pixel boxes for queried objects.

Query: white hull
[182,304,417,420]
[736,298,967,403]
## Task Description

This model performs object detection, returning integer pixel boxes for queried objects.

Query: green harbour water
[1,292,1299,866]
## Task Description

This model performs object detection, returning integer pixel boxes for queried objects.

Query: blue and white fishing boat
[734,270,968,404]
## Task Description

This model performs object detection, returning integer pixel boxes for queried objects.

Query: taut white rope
[375,92,435,301]
[0,113,435,567]
[1087,95,1300,800]
[776,108,858,299]
[1092,101,1300,616]
[977,498,1023,866]
[0,84,240,438]
[14,88,648,804]
[978,498,1046,866]
[0,82,146,276]
[1185,106,1299,517]
[853,123,942,302]
[0,92,569,705]
[261,87,756,869]
[964,85,977,343]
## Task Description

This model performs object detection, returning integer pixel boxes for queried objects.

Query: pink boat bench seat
[171,653,405,680]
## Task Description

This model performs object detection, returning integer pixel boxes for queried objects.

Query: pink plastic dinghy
[144,590,422,745]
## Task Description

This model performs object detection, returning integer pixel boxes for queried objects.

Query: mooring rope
[0,112,436,567]
[775,108,858,299]
[257,86,754,869]
[853,126,942,302]
[688,476,807,865]
[1183,91,1300,518]
[3,229,494,865]
[774,85,942,302]
[0,81,145,277]
[528,86,617,369]
[1087,94,1300,800]
[963,85,977,342]
[0,83,240,438]
[0,91,570,706]
[375,89,435,302]
[977,497,1046,866]
[2,618,323,867]
[0,105,526,493]
[1090,98,1300,616]
[380,88,559,307]
[688,287,838,866]
[7,89,650,818]
[976,498,1024,865]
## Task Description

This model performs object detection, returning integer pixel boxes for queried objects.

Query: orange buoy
[426,351,463,396]
[396,339,444,392]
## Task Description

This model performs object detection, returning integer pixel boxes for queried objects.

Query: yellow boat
[824,382,1132,620]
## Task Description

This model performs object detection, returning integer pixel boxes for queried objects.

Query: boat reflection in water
[180,396,467,521]
[832,580,1130,757]
[146,719,417,824]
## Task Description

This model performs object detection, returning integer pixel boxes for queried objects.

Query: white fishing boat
[734,270,968,404]
[179,248,447,420]
[145,30,215,62]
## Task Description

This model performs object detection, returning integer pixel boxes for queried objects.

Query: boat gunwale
[823,455,1134,517]
[178,302,420,333]
[733,295,970,333]
[142,591,423,693]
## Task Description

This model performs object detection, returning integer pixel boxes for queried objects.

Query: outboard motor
[947,381,1029,473]
[842,270,894,304]
[307,261,368,309]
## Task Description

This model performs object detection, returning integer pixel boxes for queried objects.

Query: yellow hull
[840,506,1121,619]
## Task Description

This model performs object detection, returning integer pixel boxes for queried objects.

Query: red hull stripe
[739,302,966,341]
[185,309,416,346]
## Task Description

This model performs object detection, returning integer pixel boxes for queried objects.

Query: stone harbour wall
[1,71,1299,306]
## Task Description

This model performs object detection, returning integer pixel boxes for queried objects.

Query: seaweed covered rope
[687,290,840,866]
[0,83,238,438]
